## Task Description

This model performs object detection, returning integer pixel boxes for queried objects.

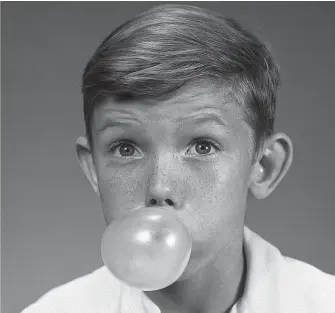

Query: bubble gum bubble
[101,207,192,291]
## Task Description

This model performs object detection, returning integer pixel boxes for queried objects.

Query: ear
[249,133,293,199]
[76,136,100,196]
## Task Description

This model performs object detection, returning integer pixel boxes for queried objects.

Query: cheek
[190,156,249,209]
[186,156,250,243]
[96,161,146,221]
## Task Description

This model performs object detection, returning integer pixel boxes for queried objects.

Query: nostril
[165,199,174,206]
[149,199,157,206]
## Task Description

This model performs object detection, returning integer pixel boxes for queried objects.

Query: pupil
[196,142,211,154]
[120,144,134,156]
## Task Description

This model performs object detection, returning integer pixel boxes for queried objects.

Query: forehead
[93,80,250,132]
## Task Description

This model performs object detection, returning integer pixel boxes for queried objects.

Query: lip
[140,205,176,213]
[159,206,176,213]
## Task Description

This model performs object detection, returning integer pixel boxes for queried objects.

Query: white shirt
[22,226,335,313]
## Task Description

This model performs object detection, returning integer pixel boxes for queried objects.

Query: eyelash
[108,140,140,157]
[186,138,221,155]
[107,138,221,157]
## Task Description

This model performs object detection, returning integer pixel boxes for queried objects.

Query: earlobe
[76,136,100,196]
[249,133,293,199]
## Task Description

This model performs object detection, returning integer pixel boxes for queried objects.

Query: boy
[23,4,335,313]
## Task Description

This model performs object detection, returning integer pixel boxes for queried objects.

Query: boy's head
[76,4,293,279]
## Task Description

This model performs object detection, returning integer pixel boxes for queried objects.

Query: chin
[180,245,222,281]
[177,256,204,282]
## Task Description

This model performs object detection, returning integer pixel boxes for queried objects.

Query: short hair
[82,4,280,157]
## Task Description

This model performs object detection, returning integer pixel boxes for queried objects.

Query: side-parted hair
[82,4,280,156]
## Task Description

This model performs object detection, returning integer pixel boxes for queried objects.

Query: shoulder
[279,255,335,309]
[21,267,121,313]
[243,227,335,312]
[266,240,335,312]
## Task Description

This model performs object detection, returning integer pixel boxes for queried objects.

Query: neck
[144,241,247,313]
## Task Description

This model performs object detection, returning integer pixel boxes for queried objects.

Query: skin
[76,81,293,313]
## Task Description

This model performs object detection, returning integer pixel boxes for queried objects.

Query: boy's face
[89,82,255,278]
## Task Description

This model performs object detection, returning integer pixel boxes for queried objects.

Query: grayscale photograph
[2,2,335,313]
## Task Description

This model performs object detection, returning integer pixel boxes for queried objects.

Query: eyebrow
[96,116,142,134]
[177,111,229,128]
[96,109,230,134]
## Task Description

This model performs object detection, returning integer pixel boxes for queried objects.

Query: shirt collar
[230,226,282,313]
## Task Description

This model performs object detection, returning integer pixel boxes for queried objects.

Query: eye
[109,141,141,158]
[187,138,220,156]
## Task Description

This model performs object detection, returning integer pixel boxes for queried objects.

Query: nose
[147,195,175,207]
[145,154,181,210]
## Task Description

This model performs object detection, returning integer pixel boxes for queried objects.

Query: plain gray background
[2,2,335,312]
